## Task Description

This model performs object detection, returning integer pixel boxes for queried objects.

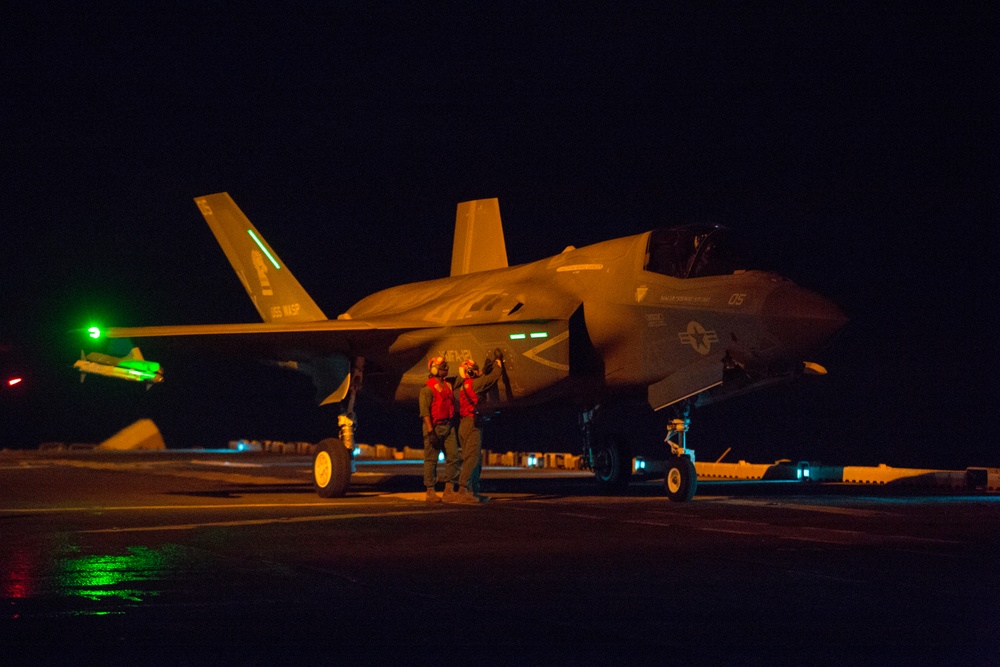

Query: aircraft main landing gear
[593,434,632,491]
[312,358,363,498]
[580,407,632,492]
[313,436,352,497]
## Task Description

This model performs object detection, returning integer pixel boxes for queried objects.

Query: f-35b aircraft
[98,193,845,501]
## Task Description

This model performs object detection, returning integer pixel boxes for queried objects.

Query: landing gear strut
[312,357,363,498]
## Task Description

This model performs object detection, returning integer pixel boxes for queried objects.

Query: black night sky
[2,4,997,469]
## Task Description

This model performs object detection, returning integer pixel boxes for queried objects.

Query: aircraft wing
[102,319,424,405]
[104,318,420,359]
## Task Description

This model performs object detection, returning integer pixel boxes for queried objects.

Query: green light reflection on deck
[56,545,182,604]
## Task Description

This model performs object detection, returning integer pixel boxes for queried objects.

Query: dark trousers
[458,416,483,492]
[423,423,459,489]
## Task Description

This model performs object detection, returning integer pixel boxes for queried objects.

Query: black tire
[313,438,352,498]
[664,455,696,502]
[593,435,632,492]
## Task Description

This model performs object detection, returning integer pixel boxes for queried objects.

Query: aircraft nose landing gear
[664,418,697,502]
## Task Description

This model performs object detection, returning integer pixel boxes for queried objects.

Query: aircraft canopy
[645,225,747,279]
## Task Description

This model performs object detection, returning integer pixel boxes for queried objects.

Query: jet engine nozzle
[761,284,847,352]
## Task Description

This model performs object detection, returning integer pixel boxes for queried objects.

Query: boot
[425,487,441,503]
[452,487,480,504]
[441,483,460,503]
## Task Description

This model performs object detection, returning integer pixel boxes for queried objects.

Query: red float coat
[458,378,478,418]
[426,377,455,422]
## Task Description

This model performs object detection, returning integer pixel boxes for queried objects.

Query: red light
[7,378,22,386]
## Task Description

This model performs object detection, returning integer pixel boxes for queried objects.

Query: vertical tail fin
[194,193,328,323]
[451,198,509,276]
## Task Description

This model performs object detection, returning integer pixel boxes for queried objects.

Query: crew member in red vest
[419,356,461,503]
[457,352,504,503]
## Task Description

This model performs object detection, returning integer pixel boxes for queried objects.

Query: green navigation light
[509,333,526,340]
[120,359,160,373]
[88,327,101,339]
[247,230,280,269]
[121,359,160,381]
[529,332,549,339]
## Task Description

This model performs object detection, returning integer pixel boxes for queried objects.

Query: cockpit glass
[645,225,749,279]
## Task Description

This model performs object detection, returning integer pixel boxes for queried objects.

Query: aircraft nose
[761,283,847,352]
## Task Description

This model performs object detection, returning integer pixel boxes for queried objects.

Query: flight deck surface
[1,449,997,665]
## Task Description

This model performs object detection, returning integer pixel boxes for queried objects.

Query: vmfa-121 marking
[100,194,845,500]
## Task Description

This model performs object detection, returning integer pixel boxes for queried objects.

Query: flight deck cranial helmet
[428,356,447,376]
[459,359,480,379]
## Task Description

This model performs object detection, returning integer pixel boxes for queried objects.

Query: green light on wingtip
[88,327,101,339]
[529,332,549,339]
[509,333,526,340]
[247,230,280,269]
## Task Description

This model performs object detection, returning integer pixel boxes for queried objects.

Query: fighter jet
[96,193,845,500]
